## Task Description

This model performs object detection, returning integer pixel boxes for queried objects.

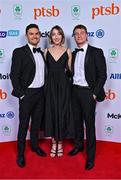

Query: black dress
[44,50,74,141]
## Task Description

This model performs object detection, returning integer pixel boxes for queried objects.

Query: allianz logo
[0,111,15,119]
[107,113,121,119]
[110,73,121,79]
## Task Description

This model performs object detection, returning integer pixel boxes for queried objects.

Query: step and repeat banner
[0,0,121,143]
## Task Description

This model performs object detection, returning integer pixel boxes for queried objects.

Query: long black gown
[44,50,74,141]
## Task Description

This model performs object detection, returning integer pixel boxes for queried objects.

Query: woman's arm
[44,48,48,60]
[67,48,72,71]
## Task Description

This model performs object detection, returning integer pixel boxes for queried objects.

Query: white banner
[0,0,121,142]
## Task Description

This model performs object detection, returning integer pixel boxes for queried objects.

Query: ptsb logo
[0,89,7,100]
[105,89,116,100]
[34,5,60,19]
[92,3,120,19]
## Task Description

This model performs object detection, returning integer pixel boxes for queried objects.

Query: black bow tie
[75,48,84,53]
[33,47,41,53]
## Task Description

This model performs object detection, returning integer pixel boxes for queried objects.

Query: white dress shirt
[28,43,44,88]
[73,43,89,87]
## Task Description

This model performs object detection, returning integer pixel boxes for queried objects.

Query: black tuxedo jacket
[10,44,46,98]
[72,45,107,102]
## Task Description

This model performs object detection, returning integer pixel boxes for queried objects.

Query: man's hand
[93,94,96,100]
[20,95,25,100]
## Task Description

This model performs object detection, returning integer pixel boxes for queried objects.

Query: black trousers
[72,85,96,162]
[17,87,45,155]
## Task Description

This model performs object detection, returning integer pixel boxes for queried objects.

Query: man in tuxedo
[10,24,47,168]
[68,24,107,170]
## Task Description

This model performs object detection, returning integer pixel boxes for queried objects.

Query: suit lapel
[39,49,46,62]
[39,49,47,83]
[72,51,77,75]
[24,44,35,64]
[84,45,91,66]
[24,44,46,64]
[72,45,91,76]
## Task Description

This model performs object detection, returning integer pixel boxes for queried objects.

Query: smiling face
[51,28,63,45]
[26,27,41,47]
[49,26,65,45]
[74,28,88,47]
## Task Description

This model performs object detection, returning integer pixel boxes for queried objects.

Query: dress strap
[44,48,48,60]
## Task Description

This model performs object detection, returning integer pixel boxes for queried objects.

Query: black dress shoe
[16,155,25,168]
[68,147,84,156]
[31,147,47,157]
[85,161,94,170]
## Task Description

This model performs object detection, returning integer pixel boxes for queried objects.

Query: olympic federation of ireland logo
[109,48,118,63]
[71,5,80,19]
[0,49,4,58]
[109,48,118,58]
[2,125,11,136]
[13,4,22,18]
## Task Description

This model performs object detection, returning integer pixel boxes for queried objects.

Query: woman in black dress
[44,25,74,157]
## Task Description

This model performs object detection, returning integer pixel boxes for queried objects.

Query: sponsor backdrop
[0,0,121,143]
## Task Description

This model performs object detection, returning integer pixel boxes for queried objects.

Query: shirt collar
[28,43,40,53]
[77,42,88,52]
